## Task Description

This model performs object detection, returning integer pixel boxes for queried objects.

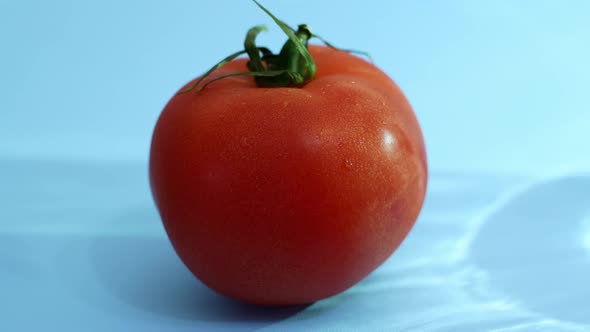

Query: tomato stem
[179,0,371,93]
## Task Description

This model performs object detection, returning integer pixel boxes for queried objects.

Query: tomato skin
[149,45,427,305]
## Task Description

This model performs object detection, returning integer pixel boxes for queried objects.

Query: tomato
[149,3,427,306]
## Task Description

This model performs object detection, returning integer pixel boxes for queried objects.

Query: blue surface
[2,1,590,331]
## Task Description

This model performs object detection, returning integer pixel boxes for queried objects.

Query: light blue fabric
[1,1,589,331]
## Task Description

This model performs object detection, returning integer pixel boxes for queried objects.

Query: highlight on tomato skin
[149,1,427,306]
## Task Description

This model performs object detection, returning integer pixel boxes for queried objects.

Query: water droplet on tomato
[343,159,354,170]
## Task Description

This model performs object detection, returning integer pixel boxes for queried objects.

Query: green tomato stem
[179,0,370,93]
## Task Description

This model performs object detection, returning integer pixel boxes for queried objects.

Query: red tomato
[149,45,427,305]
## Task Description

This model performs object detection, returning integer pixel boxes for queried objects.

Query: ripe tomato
[150,44,427,305]
[150,3,426,305]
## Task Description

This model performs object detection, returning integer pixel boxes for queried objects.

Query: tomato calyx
[245,23,314,88]
[179,1,371,93]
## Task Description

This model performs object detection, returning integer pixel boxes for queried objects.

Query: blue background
[1,1,589,331]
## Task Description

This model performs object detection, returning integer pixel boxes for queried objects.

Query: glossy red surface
[149,45,427,305]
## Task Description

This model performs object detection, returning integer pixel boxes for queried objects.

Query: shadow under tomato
[88,231,310,325]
